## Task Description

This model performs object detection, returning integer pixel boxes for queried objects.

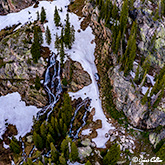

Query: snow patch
[81,129,92,136]
[0,92,40,139]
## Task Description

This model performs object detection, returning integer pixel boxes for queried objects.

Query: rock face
[0,0,34,15]
[63,59,92,92]
[108,66,165,129]
[82,2,165,131]
[0,24,47,107]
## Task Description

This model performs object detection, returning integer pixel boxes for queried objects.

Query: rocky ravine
[82,2,165,145]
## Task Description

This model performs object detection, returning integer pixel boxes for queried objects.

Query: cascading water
[36,52,62,120]
[69,97,91,139]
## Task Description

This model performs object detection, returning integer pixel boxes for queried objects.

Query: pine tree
[46,133,55,149]
[45,26,51,45]
[55,33,60,52]
[50,142,58,162]
[59,153,66,165]
[40,7,46,23]
[119,0,129,36]
[115,31,121,54]
[112,2,118,20]
[9,137,20,154]
[33,131,43,150]
[40,121,47,140]
[64,13,75,49]
[141,87,150,105]
[103,144,120,165]
[35,75,41,90]
[54,6,61,26]
[31,26,43,63]
[36,11,39,21]
[70,142,78,161]
[85,161,92,165]
[134,65,140,83]
[60,28,65,65]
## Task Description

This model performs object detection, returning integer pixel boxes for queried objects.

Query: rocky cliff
[0,24,48,107]
[82,1,165,145]
[0,0,34,15]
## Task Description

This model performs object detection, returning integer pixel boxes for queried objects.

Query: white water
[0,0,115,148]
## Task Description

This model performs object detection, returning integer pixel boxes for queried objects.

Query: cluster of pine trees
[54,8,75,66]
[31,26,43,63]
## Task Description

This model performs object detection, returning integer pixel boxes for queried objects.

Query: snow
[147,74,155,86]
[130,71,135,78]
[3,142,9,149]
[141,86,152,96]
[0,92,40,139]
[0,0,115,148]
[81,129,92,136]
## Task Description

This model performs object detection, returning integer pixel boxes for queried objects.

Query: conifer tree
[46,133,55,149]
[103,144,120,165]
[33,131,43,150]
[50,142,58,162]
[85,161,92,165]
[55,33,60,52]
[64,13,74,49]
[59,153,66,165]
[36,11,39,21]
[141,87,150,105]
[112,2,118,20]
[45,26,51,45]
[134,64,140,83]
[54,6,61,26]
[9,137,20,154]
[40,7,46,23]
[31,26,41,63]
[115,31,121,54]
[60,28,65,65]
[40,121,47,140]
[70,142,78,161]
[119,0,128,36]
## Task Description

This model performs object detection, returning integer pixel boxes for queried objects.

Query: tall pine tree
[54,6,61,26]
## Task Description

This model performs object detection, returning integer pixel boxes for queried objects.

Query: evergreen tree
[59,153,66,165]
[46,133,55,149]
[60,28,65,65]
[50,142,58,162]
[61,93,72,126]
[134,65,140,83]
[31,26,42,63]
[36,11,39,21]
[141,87,150,105]
[112,2,118,20]
[103,144,120,165]
[40,7,46,23]
[33,131,43,150]
[152,89,164,108]
[70,142,78,161]
[55,33,60,52]
[85,160,92,165]
[40,121,47,140]
[45,26,51,45]
[54,6,61,26]
[9,137,20,154]
[64,13,75,49]
[119,0,129,36]
[35,75,41,90]
[115,31,121,54]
